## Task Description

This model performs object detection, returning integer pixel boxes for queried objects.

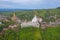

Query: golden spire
[11,12,17,21]
[13,12,16,17]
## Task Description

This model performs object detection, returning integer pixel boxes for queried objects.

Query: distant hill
[0,9,21,12]
[56,7,60,9]
[0,9,36,12]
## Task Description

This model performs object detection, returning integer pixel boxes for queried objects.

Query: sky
[0,0,60,9]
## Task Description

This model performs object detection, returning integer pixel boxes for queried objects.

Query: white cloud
[1,0,42,4]
[0,0,60,9]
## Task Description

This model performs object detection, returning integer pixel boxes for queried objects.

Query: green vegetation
[20,26,60,40]
[0,8,60,40]
[0,20,16,32]
[0,26,60,40]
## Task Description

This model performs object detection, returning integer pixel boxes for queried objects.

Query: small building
[8,24,17,29]
[56,18,60,22]
[0,22,2,24]
[56,18,60,24]
[3,28,8,31]
[0,15,4,20]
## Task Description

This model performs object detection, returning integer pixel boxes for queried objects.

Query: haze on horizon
[0,0,60,9]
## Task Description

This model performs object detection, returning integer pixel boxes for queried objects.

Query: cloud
[1,0,60,5]
[0,0,60,9]
[0,0,42,4]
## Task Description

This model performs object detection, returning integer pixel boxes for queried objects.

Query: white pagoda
[21,15,43,28]
[32,15,38,22]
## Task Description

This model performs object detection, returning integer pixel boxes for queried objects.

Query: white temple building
[32,15,38,22]
[21,15,43,28]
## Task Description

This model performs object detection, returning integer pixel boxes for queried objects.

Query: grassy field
[19,26,60,40]
[0,26,60,40]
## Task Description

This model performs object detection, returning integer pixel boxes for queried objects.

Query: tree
[56,7,60,9]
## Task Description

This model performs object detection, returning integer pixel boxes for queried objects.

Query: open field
[0,26,60,40]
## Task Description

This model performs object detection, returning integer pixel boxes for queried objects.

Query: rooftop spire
[13,12,16,17]
[11,12,17,21]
